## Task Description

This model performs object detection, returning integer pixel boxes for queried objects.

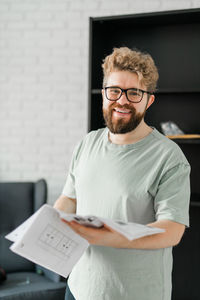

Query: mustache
[110,102,136,113]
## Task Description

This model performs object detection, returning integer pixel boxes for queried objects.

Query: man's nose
[117,91,130,105]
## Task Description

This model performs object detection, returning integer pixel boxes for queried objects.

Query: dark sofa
[0,179,66,300]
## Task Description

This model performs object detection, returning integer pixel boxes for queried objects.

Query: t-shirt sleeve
[62,141,82,199]
[154,163,191,227]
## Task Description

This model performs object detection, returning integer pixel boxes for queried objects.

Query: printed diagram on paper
[37,224,78,260]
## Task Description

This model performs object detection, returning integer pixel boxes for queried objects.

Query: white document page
[6,208,42,242]
[6,205,89,278]
[100,218,165,240]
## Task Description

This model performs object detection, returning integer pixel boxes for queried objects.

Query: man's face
[102,71,153,134]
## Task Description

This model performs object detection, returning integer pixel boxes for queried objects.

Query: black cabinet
[89,8,200,131]
[89,8,200,300]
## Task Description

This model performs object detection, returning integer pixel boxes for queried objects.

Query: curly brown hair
[102,47,159,93]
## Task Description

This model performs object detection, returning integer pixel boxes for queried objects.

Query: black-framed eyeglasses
[104,86,152,103]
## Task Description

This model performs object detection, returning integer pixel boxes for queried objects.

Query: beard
[103,102,147,134]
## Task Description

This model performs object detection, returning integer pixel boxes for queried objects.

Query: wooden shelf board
[167,134,200,139]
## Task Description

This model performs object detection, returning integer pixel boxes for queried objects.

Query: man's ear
[146,94,155,110]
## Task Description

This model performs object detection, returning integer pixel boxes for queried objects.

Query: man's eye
[110,89,120,94]
[129,90,139,96]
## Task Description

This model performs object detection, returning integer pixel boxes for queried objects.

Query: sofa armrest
[34,179,47,212]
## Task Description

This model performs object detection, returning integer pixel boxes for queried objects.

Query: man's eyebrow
[107,86,138,90]
[106,85,120,87]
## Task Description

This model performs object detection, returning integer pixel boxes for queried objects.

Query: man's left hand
[61,219,131,248]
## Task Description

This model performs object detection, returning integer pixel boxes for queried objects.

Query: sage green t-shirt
[62,127,190,300]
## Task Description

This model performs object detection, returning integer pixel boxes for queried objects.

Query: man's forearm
[126,219,185,249]
[65,218,186,250]
[127,231,174,249]
[54,194,76,214]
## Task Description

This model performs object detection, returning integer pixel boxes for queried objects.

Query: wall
[0,0,199,204]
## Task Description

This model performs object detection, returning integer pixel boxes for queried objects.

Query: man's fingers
[61,218,70,225]
[103,223,116,232]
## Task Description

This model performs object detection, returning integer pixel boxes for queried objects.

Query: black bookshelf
[89,8,200,300]
[89,8,200,131]
[88,8,200,191]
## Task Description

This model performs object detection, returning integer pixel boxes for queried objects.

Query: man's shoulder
[72,128,106,160]
[152,128,180,149]
[84,127,107,143]
[76,128,106,152]
[151,128,189,165]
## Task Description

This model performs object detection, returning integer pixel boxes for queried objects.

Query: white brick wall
[0,0,199,204]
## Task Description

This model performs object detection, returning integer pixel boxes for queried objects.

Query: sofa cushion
[0,272,66,300]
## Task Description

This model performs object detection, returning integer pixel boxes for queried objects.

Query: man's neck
[108,121,153,145]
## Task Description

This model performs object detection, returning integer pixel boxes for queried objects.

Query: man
[54,47,190,300]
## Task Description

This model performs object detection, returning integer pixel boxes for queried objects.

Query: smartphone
[72,215,104,228]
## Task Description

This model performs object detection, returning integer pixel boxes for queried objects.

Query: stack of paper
[6,204,164,278]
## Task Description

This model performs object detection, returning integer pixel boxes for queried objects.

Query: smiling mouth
[114,108,131,114]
